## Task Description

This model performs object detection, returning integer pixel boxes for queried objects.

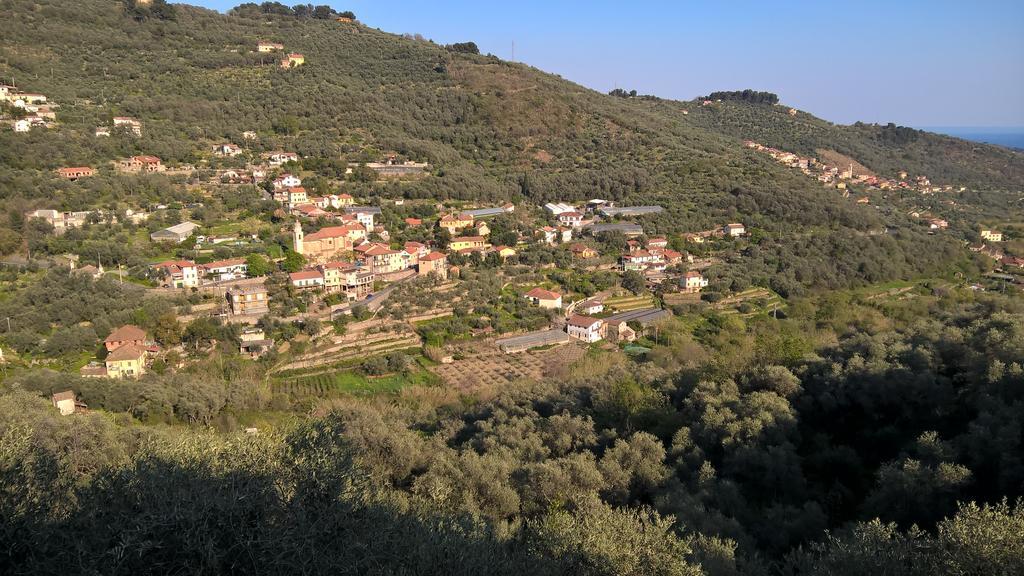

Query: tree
[282,250,305,273]
[245,253,271,277]
[622,271,645,295]
[447,42,480,55]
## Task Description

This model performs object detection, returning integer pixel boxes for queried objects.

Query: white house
[273,173,302,190]
[724,223,746,237]
[545,202,577,216]
[566,315,603,343]
[681,271,709,293]
[558,211,585,228]
[12,119,30,133]
[525,287,562,309]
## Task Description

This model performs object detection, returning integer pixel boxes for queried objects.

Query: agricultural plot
[429,342,586,390]
[603,294,657,312]
[275,359,440,398]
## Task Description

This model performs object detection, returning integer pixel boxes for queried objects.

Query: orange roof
[525,287,560,301]
[421,251,446,262]
[132,155,161,163]
[452,236,485,243]
[105,325,147,343]
[364,245,397,256]
[152,260,195,269]
[106,343,146,362]
[567,315,601,328]
[289,270,323,281]
[304,226,353,241]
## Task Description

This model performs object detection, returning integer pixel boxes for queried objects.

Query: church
[293,221,355,263]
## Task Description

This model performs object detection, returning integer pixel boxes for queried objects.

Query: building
[462,205,513,219]
[266,151,298,166]
[544,202,577,215]
[981,229,1004,242]
[647,237,668,249]
[724,223,746,237]
[589,223,643,237]
[604,320,637,343]
[239,328,274,358]
[558,211,585,228]
[201,258,248,282]
[578,299,604,315]
[13,119,30,132]
[280,53,305,68]
[152,260,200,288]
[418,251,448,279]
[257,41,284,52]
[51,390,86,416]
[566,315,603,343]
[928,218,949,230]
[57,167,95,180]
[289,269,325,290]
[493,245,517,259]
[570,244,598,259]
[439,213,473,235]
[597,206,664,217]
[213,143,243,156]
[105,344,147,379]
[104,325,147,352]
[681,271,708,293]
[320,261,374,299]
[525,287,562,309]
[294,221,354,262]
[150,221,199,243]
[227,285,269,316]
[112,117,142,136]
[361,245,404,275]
[272,173,302,190]
[449,236,488,252]
[119,155,164,173]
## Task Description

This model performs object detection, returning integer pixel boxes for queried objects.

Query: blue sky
[196,1,1024,127]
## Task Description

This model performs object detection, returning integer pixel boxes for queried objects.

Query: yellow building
[449,236,488,251]
[439,213,473,235]
[104,344,147,379]
[280,53,305,68]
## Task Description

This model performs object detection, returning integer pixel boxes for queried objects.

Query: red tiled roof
[420,252,446,261]
[305,226,353,241]
[106,343,146,362]
[289,270,323,281]
[525,287,561,301]
[201,258,246,270]
[567,315,601,328]
[452,236,485,243]
[105,325,147,343]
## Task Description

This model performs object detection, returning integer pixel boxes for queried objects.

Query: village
[3,54,1017,412]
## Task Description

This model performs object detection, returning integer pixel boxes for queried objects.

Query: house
[200,258,248,282]
[105,344,147,379]
[57,167,95,180]
[292,203,328,219]
[981,229,1003,242]
[493,245,517,259]
[404,217,422,227]
[239,328,273,358]
[566,315,603,343]
[266,151,298,166]
[681,271,708,293]
[525,287,562,309]
[289,269,325,290]
[328,193,355,208]
[682,233,705,244]
[104,325,147,352]
[119,155,164,173]
[51,390,86,416]
[539,226,559,245]
[12,119,30,132]
[320,261,374,299]
[257,41,284,52]
[293,221,354,262]
[150,222,199,243]
[724,223,746,237]
[558,211,585,228]
[647,237,668,249]
[152,259,199,288]
[439,213,474,235]
[578,299,604,315]
[272,173,302,190]
[361,245,405,275]
[621,250,658,271]
[569,244,598,259]
[346,210,375,230]
[604,320,636,343]
[928,218,949,230]
[227,285,269,316]
[280,53,305,68]
[213,143,243,157]
[474,220,491,236]
[449,236,489,252]
[112,117,142,136]
[418,251,448,279]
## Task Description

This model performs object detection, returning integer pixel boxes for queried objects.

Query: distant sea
[922,127,1024,150]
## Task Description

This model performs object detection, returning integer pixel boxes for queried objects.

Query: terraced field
[429,342,586,390]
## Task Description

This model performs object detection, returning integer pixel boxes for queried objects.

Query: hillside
[2,0,1020,296]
